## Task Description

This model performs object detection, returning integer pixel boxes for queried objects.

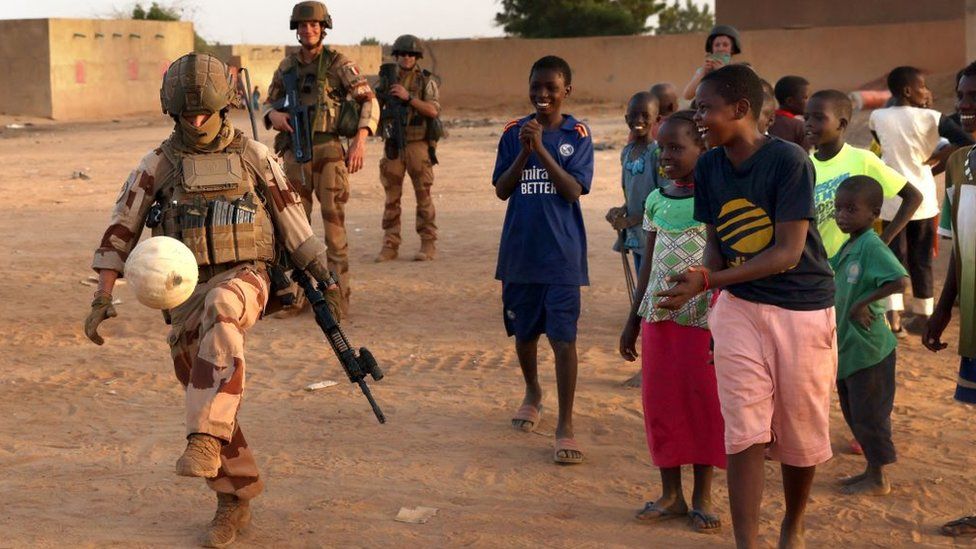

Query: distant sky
[2,0,715,45]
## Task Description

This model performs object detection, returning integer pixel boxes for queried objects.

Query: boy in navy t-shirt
[491,55,594,465]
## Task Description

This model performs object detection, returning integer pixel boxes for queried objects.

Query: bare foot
[622,372,641,388]
[837,471,868,486]
[840,475,891,496]
[778,521,805,549]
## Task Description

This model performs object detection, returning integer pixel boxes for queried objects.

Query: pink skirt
[641,319,726,469]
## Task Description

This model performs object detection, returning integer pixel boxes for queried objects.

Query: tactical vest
[289,48,345,135]
[400,68,429,142]
[151,132,276,268]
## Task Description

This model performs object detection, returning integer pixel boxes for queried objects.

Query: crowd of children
[491,42,976,545]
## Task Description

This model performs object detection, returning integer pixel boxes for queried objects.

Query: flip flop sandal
[553,437,584,464]
[635,501,684,523]
[511,404,542,432]
[689,509,722,534]
[941,515,976,537]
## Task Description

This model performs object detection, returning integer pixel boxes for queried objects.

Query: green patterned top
[637,189,710,327]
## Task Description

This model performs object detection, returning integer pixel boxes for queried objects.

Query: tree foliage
[130,2,214,53]
[653,0,714,35]
[360,36,381,46]
[131,2,181,21]
[495,0,665,38]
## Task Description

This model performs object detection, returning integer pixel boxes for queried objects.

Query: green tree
[495,0,665,38]
[131,2,180,21]
[654,0,714,34]
[131,2,214,53]
[360,36,380,46]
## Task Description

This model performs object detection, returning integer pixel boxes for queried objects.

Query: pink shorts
[709,291,837,467]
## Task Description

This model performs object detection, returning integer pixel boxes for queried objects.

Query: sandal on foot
[941,515,976,537]
[689,509,722,534]
[553,438,584,464]
[635,501,684,523]
[511,404,542,432]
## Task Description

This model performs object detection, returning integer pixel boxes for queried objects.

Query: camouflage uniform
[264,48,378,312]
[377,64,441,252]
[92,120,334,501]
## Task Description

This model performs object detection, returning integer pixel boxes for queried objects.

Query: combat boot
[201,492,251,548]
[414,240,437,261]
[175,433,222,478]
[375,246,398,262]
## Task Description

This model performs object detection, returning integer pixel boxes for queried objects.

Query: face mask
[178,112,221,146]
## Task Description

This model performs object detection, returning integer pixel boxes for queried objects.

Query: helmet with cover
[392,34,424,59]
[290,1,333,30]
[159,53,235,116]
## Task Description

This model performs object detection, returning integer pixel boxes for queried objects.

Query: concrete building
[0,18,193,119]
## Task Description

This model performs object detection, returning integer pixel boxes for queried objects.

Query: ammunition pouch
[424,116,445,143]
[151,140,276,269]
[335,99,361,138]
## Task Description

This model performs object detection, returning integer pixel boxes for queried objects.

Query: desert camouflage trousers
[379,140,437,249]
[167,263,269,500]
[283,140,351,312]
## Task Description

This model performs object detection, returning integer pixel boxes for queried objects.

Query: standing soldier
[84,53,341,547]
[264,1,378,314]
[374,34,442,262]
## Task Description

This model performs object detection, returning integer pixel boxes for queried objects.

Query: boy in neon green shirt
[805,90,922,259]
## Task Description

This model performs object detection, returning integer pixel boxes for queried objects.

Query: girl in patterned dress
[618,111,726,534]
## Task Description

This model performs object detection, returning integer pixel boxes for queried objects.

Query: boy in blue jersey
[492,55,594,465]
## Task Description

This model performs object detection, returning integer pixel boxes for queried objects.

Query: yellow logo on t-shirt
[716,198,773,260]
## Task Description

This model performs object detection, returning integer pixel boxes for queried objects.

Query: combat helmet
[705,24,742,55]
[392,34,424,59]
[291,1,333,30]
[160,53,235,116]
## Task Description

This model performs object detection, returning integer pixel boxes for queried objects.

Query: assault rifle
[377,63,407,160]
[238,67,296,308]
[291,269,386,424]
[270,68,314,167]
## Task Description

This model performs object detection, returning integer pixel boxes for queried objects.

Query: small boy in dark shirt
[658,64,836,548]
[769,75,810,148]
[492,55,594,465]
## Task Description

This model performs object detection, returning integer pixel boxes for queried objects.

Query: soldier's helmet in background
[392,34,424,59]
[291,1,333,30]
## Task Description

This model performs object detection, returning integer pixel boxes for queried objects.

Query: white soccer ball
[124,236,198,309]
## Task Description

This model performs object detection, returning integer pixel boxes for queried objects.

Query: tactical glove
[85,294,117,345]
[304,262,342,323]
[324,285,342,323]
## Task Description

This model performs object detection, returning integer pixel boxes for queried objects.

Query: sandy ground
[0,108,974,548]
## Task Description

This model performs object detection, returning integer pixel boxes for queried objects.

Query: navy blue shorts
[502,283,580,342]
